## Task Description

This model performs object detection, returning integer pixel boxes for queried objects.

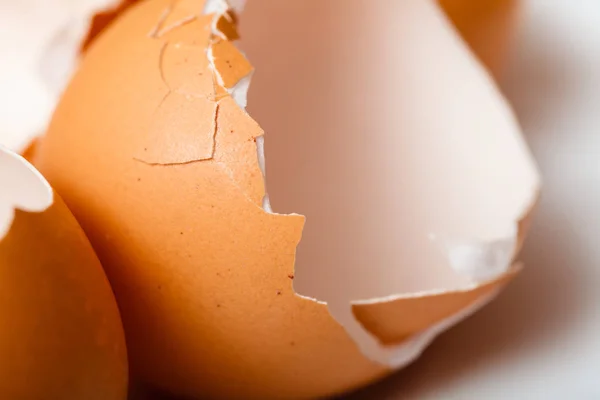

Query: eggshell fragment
[214,12,241,41]
[209,39,253,89]
[134,94,217,165]
[159,42,215,96]
[0,147,128,399]
[351,268,519,346]
[34,0,540,398]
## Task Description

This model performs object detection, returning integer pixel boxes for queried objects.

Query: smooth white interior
[234,0,541,366]
[240,0,539,307]
[0,147,53,240]
[238,0,539,364]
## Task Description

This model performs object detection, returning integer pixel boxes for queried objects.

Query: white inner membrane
[0,0,123,152]
[242,0,539,366]
[0,147,53,240]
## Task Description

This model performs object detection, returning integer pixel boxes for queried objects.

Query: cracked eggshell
[0,147,128,399]
[34,2,385,398]
[34,0,539,399]
[240,0,539,372]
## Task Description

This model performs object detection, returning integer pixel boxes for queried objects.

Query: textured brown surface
[35,1,390,398]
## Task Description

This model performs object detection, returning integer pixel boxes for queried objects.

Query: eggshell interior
[241,0,540,359]
[34,0,539,398]
[0,148,52,238]
[0,148,128,399]
[34,2,386,398]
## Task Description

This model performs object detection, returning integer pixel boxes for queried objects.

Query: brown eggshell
[0,152,128,399]
[34,0,537,398]
[34,1,387,398]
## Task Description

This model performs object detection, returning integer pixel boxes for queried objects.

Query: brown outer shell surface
[35,0,528,398]
[0,194,128,399]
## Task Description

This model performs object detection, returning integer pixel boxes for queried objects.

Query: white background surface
[348,1,600,398]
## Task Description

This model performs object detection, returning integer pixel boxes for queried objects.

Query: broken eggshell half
[242,0,540,367]
[0,147,128,399]
[34,0,540,399]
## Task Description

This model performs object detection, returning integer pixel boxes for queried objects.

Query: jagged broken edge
[160,0,541,369]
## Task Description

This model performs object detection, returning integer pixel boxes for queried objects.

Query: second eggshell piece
[0,148,128,399]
